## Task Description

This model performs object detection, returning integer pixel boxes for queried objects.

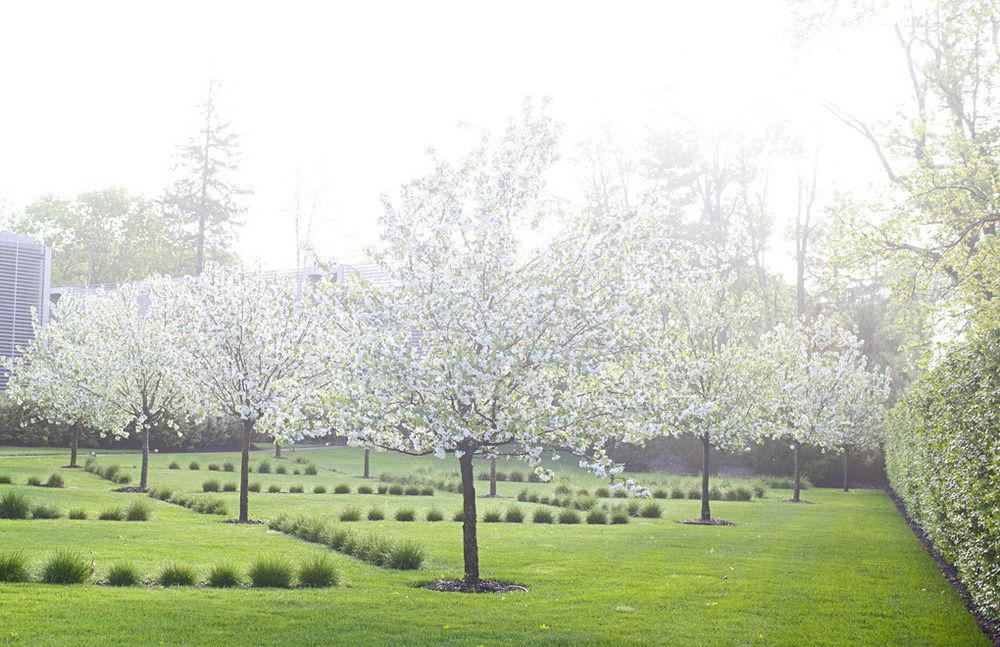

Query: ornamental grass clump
[586,508,607,524]
[420,487,434,496]
[188,462,200,471]
[298,555,338,587]
[267,484,282,493]
[327,528,355,552]
[0,474,11,484]
[275,465,287,475]
[452,509,464,522]
[610,510,629,524]
[594,487,610,498]
[41,551,92,584]
[223,462,235,472]
[158,564,196,587]
[355,536,392,566]
[248,482,261,493]
[289,485,304,494]
[558,509,581,524]
[208,565,241,588]
[256,461,271,474]
[202,479,220,492]
[532,509,554,524]
[367,508,385,521]
[207,463,220,471]
[249,556,293,588]
[31,504,61,519]
[44,473,65,488]
[313,485,327,494]
[482,510,502,523]
[387,484,403,495]
[394,508,416,521]
[425,508,443,522]
[26,475,42,487]
[376,485,388,494]
[652,488,668,499]
[105,563,141,587]
[404,486,420,496]
[0,552,29,582]
[334,484,350,494]
[504,507,524,523]
[223,482,237,492]
[339,507,361,522]
[640,502,662,518]
[68,509,88,520]
[168,461,180,470]
[357,485,373,494]
[671,487,685,499]
[125,500,151,521]
[98,506,124,521]
[725,486,753,502]
[304,464,318,475]
[0,492,31,519]
[387,541,424,570]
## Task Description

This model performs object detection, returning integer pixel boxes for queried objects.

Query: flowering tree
[831,358,890,492]
[320,106,646,587]
[766,319,890,501]
[171,264,330,522]
[4,295,127,468]
[635,248,775,524]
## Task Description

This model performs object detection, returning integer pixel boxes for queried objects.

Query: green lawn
[0,446,987,646]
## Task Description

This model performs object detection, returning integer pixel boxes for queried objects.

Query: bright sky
[0,1,903,274]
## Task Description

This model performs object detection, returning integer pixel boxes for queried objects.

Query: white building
[0,232,52,390]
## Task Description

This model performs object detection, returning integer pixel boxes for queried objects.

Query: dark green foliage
[106,563,141,587]
[193,499,227,516]
[223,482,237,492]
[403,486,420,496]
[725,487,753,502]
[0,552,29,582]
[377,485,389,494]
[394,508,415,521]
[188,462,200,470]
[386,541,424,570]
[327,528,355,551]
[426,509,443,522]
[532,509,554,524]
[207,463,220,471]
[202,479,220,492]
[304,464,318,475]
[528,473,542,483]
[248,482,261,493]
[505,507,524,523]
[294,456,308,464]
[640,502,662,518]
[652,489,668,499]
[482,510,502,523]
[114,473,131,484]
[289,485,304,494]
[223,462,235,472]
[586,508,607,524]
[558,509,581,524]
[31,504,61,519]
[45,473,65,488]
[98,507,124,521]
[495,472,508,482]
[125,500,151,521]
[207,565,241,588]
[752,483,766,498]
[355,536,392,566]
[357,485,373,494]
[168,462,180,470]
[0,491,31,519]
[158,564,196,587]
[267,484,282,493]
[149,487,172,501]
[298,555,338,587]
[41,551,92,584]
[367,508,384,520]
[508,471,524,482]
[452,509,464,522]
[249,557,293,588]
[594,487,610,498]
[334,484,350,494]
[257,461,271,474]
[885,327,1000,623]
[313,485,326,494]
[339,507,361,521]
[0,474,11,484]
[388,484,403,495]
[626,501,641,517]
[613,489,628,498]
[27,475,42,486]
[68,509,88,520]
[610,511,630,524]
[671,488,686,499]
[554,484,572,495]
[420,487,434,496]
[275,465,287,475]
[517,489,529,502]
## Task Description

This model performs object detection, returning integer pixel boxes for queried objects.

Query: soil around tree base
[419,579,527,594]
[113,487,148,493]
[781,498,816,504]
[61,465,82,469]
[222,518,265,525]
[678,518,735,526]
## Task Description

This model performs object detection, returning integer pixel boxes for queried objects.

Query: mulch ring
[678,518,735,526]
[420,579,527,594]
[113,487,149,493]
[781,498,816,504]
[222,519,266,525]
[62,465,82,469]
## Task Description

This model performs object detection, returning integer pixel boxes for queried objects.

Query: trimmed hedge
[885,327,998,623]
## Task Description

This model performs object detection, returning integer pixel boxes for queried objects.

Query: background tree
[163,79,248,275]
[10,188,183,286]
[321,105,646,588]
[172,265,330,522]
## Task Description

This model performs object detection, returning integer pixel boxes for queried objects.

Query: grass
[298,555,339,587]
[0,491,31,519]
[41,551,92,584]
[0,552,29,582]
[207,565,241,588]
[105,562,141,587]
[158,564,197,587]
[249,556,293,588]
[0,445,988,646]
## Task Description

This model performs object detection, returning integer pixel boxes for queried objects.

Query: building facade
[0,232,52,390]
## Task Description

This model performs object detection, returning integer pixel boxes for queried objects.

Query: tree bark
[69,423,79,468]
[274,440,282,459]
[792,441,801,502]
[459,449,480,585]
[363,448,370,479]
[489,457,497,497]
[239,419,253,522]
[700,434,711,522]
[139,426,150,490]
[842,445,849,492]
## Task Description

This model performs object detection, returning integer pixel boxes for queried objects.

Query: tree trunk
[842,445,849,492]
[363,448,370,479]
[489,457,497,497]
[792,441,801,502]
[69,423,79,468]
[139,426,150,490]
[700,434,711,522]
[459,449,480,585]
[239,419,253,522]
[274,440,282,459]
